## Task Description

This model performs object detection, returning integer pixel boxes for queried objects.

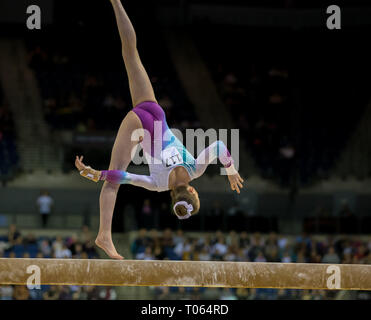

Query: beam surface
[0,258,371,290]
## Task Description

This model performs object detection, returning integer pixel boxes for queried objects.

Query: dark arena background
[1,0,371,304]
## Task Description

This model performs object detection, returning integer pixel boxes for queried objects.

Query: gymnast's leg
[95,112,141,259]
[96,0,157,259]
[110,0,157,107]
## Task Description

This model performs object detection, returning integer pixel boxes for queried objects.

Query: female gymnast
[74,0,244,260]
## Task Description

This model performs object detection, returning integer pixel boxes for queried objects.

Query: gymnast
[74,0,244,259]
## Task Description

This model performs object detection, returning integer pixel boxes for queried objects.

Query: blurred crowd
[0,284,117,301]
[27,41,200,134]
[1,224,371,300]
[191,25,302,187]
[193,26,370,188]
[0,224,98,259]
[131,228,371,300]
[0,224,117,300]
[213,62,295,187]
[2,24,366,187]
[26,35,200,171]
[134,197,275,233]
[0,86,19,185]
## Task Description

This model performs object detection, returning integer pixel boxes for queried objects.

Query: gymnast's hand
[75,155,101,182]
[228,172,244,194]
[75,155,87,171]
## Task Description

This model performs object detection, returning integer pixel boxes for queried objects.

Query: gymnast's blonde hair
[170,185,200,218]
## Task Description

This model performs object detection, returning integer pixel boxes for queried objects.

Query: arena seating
[26,29,199,133]
[3,226,369,300]
[130,228,371,300]
[192,26,371,186]
[23,20,371,186]
[0,225,115,300]
[26,26,201,172]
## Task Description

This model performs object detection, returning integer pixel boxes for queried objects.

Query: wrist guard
[80,166,101,182]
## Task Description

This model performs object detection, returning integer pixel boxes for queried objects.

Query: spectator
[8,224,21,245]
[198,247,211,261]
[81,252,89,259]
[266,246,280,262]
[83,239,99,259]
[131,228,149,257]
[354,244,368,263]
[226,231,239,247]
[174,238,190,259]
[295,249,307,263]
[136,246,154,260]
[162,229,174,249]
[173,229,184,246]
[36,190,54,228]
[80,225,92,244]
[98,287,117,300]
[212,236,228,260]
[66,234,78,255]
[224,246,238,262]
[254,251,267,262]
[39,239,52,257]
[52,236,64,255]
[322,246,340,264]
[73,243,84,259]
[153,243,166,260]
[12,237,25,258]
[55,244,72,259]
[281,250,292,263]
[236,248,249,262]
[239,231,250,248]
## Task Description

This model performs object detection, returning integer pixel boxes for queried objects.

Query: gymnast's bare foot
[95,234,124,260]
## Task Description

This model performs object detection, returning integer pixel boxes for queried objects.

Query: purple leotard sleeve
[193,140,235,179]
[100,170,158,191]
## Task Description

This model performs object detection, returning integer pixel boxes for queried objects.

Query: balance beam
[0,258,371,290]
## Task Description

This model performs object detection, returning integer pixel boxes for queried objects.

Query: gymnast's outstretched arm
[100,170,158,191]
[75,156,158,191]
[194,141,244,193]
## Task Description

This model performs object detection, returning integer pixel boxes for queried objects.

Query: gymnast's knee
[101,180,120,192]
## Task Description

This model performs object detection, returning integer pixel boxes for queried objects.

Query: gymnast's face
[187,186,200,212]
